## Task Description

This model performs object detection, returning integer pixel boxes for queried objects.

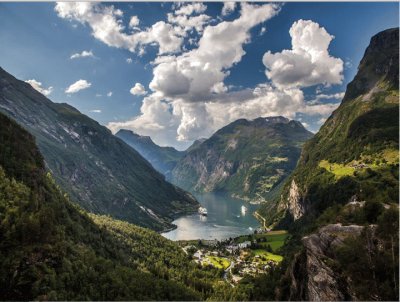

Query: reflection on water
[162,193,260,241]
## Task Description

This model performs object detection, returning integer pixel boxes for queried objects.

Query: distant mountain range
[118,117,313,203]
[171,116,313,202]
[116,129,185,179]
[0,67,198,231]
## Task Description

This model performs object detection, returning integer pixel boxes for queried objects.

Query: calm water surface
[162,193,260,241]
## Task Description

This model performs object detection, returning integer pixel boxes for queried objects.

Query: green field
[236,230,288,253]
[252,250,283,263]
[319,149,399,180]
[205,256,231,270]
[319,160,355,179]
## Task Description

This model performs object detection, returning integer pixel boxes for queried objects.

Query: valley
[0,2,398,300]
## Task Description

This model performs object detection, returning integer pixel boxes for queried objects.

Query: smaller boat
[198,207,208,216]
[241,205,247,214]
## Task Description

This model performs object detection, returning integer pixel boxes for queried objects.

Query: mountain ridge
[171,116,313,202]
[116,129,185,179]
[0,66,198,231]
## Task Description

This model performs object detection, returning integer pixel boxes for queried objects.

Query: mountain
[0,111,219,300]
[259,27,399,227]
[186,138,207,153]
[171,116,313,202]
[259,28,399,301]
[116,129,184,179]
[0,67,198,231]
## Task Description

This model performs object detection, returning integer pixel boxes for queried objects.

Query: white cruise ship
[198,207,208,216]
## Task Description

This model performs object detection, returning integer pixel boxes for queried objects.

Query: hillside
[116,129,184,179]
[172,117,313,202]
[257,28,399,301]
[0,67,198,231]
[259,27,399,226]
[0,112,221,300]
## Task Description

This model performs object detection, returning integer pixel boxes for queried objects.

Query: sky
[0,2,398,150]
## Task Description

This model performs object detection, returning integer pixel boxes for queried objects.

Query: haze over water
[162,193,260,241]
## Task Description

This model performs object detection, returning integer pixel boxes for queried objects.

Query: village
[180,230,288,285]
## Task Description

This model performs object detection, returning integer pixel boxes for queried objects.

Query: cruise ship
[198,207,208,216]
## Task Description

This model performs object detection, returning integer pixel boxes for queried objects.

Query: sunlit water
[162,193,260,241]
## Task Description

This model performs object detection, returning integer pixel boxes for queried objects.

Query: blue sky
[0,2,398,149]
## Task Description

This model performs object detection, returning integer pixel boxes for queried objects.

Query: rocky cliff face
[172,117,313,201]
[290,224,364,301]
[286,180,306,220]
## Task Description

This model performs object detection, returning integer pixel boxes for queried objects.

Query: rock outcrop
[290,224,364,301]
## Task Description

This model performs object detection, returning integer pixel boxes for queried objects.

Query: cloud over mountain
[65,79,91,94]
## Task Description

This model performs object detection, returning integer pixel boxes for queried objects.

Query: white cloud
[222,2,236,16]
[259,26,266,36]
[314,92,344,101]
[175,3,207,16]
[130,83,147,96]
[167,12,211,33]
[65,79,91,94]
[129,15,139,28]
[102,11,344,149]
[107,91,113,97]
[55,2,183,55]
[150,3,281,102]
[263,19,343,89]
[25,79,53,96]
[126,58,133,64]
[90,109,102,113]
[70,50,94,59]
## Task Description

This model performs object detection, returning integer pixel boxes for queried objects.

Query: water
[162,193,260,241]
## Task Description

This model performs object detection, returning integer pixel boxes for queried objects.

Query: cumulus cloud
[107,91,113,97]
[222,2,236,16]
[70,50,94,59]
[263,19,343,88]
[25,79,53,96]
[167,12,211,33]
[130,83,147,95]
[129,15,139,28]
[150,3,281,102]
[126,58,133,64]
[55,2,183,55]
[175,3,207,15]
[104,9,344,149]
[65,79,91,94]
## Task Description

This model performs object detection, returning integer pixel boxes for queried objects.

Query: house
[226,245,239,253]
[238,241,251,249]
[193,250,203,260]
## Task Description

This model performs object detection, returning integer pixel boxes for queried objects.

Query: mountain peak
[344,27,399,101]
